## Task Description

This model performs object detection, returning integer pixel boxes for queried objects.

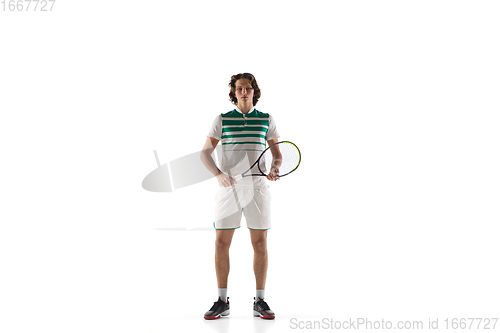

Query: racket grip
[233,174,243,182]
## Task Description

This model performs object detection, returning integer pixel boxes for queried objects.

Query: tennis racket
[232,141,301,181]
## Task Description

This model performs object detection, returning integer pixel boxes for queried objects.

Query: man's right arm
[200,137,237,187]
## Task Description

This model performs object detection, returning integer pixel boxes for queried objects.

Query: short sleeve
[207,114,222,140]
[266,114,280,140]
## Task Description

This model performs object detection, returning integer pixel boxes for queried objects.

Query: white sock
[256,289,265,301]
[218,288,228,302]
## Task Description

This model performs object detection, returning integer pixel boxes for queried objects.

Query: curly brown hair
[228,73,261,106]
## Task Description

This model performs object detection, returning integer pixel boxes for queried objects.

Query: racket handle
[233,174,243,182]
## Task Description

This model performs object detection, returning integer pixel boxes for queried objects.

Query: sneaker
[204,297,230,320]
[253,297,275,319]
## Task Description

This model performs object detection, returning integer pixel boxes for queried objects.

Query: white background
[1,1,499,332]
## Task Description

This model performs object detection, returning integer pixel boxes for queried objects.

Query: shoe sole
[253,310,275,319]
[204,310,230,320]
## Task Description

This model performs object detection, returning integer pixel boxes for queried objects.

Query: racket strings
[259,142,301,176]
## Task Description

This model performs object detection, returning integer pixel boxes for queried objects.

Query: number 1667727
[2,0,56,11]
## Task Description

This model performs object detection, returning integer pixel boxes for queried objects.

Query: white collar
[235,106,255,114]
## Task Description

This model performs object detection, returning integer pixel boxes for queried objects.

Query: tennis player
[200,73,280,320]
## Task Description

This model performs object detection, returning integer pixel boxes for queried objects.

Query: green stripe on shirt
[221,141,266,146]
[222,133,266,139]
[222,126,268,133]
[222,119,270,126]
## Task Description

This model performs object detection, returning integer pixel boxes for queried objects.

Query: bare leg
[215,229,236,289]
[249,229,268,290]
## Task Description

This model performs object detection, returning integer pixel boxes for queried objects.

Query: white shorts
[213,186,272,230]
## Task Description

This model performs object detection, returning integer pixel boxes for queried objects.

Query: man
[200,73,280,320]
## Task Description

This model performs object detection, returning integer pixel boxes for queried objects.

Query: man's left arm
[266,138,282,181]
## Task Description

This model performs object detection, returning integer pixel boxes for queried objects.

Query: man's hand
[266,167,280,181]
[216,173,237,187]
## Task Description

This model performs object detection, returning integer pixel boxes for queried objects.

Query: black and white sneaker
[204,297,230,320]
[253,297,275,319]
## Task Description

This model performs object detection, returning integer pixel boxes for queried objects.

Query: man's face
[234,78,254,104]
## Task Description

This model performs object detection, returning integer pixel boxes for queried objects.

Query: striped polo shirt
[207,106,279,186]
[221,108,272,151]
